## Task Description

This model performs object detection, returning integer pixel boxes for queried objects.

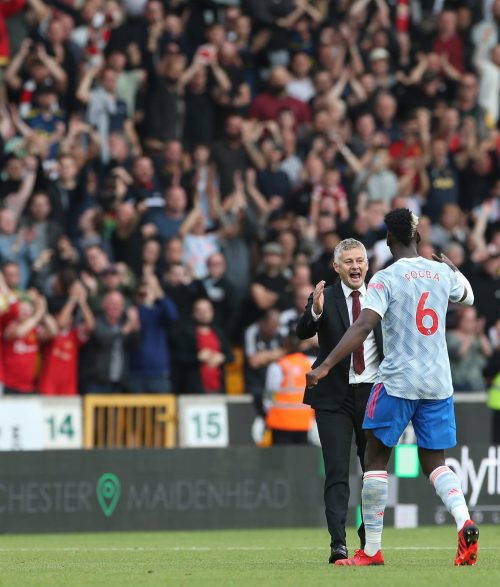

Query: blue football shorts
[362,383,457,450]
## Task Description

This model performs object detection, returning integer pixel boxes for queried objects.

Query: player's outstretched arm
[432,253,475,306]
[306,308,381,388]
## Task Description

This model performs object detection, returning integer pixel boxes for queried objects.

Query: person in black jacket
[79,290,140,393]
[296,238,383,563]
[174,297,233,394]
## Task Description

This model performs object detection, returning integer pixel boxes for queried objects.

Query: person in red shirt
[432,10,464,74]
[0,0,25,66]
[194,298,226,393]
[389,116,423,177]
[175,298,233,394]
[248,66,311,127]
[2,290,57,394]
[38,281,95,396]
[0,271,19,392]
[310,168,350,225]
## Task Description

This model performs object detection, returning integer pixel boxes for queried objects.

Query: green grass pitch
[0,526,499,587]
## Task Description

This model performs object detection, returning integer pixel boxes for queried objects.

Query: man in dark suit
[296,238,383,563]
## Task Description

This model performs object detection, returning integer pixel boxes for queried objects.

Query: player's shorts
[362,383,456,450]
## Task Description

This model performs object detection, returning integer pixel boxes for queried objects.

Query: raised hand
[432,253,458,272]
[312,280,325,315]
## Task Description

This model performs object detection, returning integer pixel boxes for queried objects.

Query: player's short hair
[385,208,419,246]
[333,238,367,264]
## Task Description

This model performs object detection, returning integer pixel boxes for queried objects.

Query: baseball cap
[35,79,57,95]
[262,242,284,256]
[369,48,390,61]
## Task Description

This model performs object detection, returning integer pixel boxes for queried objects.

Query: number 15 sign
[179,399,229,448]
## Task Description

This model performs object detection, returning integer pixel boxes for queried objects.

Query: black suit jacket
[173,323,234,394]
[296,281,383,411]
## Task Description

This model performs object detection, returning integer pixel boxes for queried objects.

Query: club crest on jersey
[404,270,440,282]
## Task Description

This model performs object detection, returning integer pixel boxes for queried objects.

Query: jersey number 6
[416,291,439,336]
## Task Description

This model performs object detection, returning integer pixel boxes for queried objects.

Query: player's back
[365,257,462,400]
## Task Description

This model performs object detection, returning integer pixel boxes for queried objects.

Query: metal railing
[83,394,177,449]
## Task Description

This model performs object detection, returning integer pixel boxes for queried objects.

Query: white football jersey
[364,257,465,400]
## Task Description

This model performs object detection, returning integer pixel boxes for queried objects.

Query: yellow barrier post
[84,395,177,449]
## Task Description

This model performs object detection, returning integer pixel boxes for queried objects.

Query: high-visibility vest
[487,373,500,410]
[266,353,315,432]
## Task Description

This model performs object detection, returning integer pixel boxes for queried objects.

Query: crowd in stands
[0,0,498,399]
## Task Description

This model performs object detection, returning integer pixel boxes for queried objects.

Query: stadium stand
[0,0,498,429]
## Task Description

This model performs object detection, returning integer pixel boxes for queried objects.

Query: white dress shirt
[311,282,380,384]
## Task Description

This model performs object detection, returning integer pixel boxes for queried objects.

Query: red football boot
[335,549,385,566]
[454,520,479,566]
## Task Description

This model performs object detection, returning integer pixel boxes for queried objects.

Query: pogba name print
[404,270,440,282]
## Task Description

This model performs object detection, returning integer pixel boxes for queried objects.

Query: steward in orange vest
[265,352,315,444]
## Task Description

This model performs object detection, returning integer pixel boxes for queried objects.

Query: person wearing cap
[23,80,65,160]
[368,47,395,90]
[296,238,383,564]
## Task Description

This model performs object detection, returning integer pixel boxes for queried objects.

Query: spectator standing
[23,81,66,162]
[200,252,238,340]
[431,203,468,250]
[162,261,204,322]
[182,45,234,150]
[38,281,95,396]
[424,139,459,223]
[257,136,291,206]
[110,202,146,279]
[175,298,233,394]
[24,191,63,261]
[264,347,315,445]
[280,283,319,356]
[473,28,500,125]
[128,156,164,208]
[142,25,186,151]
[0,0,25,67]
[0,209,33,289]
[432,10,465,74]
[244,308,287,416]
[250,242,291,319]
[144,186,188,242]
[248,66,311,126]
[128,274,179,393]
[48,152,89,233]
[0,270,18,394]
[77,65,141,163]
[213,40,251,124]
[2,290,56,394]
[310,230,341,285]
[455,72,495,138]
[447,306,492,391]
[179,205,220,280]
[80,291,140,393]
[286,52,315,103]
[211,114,265,198]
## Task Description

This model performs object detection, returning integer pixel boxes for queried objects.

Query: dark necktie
[351,290,365,375]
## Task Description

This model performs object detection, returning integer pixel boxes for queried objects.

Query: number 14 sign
[42,397,83,449]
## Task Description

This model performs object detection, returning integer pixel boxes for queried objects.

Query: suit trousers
[315,382,372,548]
